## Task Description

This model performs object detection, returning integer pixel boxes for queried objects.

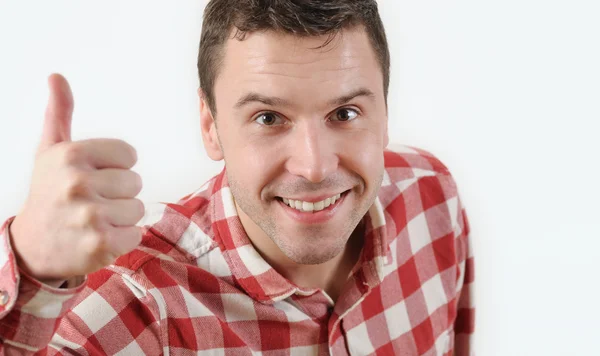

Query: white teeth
[314,200,325,211]
[302,202,314,212]
[283,192,344,213]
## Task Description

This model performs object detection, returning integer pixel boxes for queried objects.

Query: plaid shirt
[0,146,474,355]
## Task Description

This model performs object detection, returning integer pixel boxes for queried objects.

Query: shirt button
[0,290,9,306]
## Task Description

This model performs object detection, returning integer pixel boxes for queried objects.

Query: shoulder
[379,144,464,232]
[383,144,452,177]
[382,144,458,191]
[382,144,461,202]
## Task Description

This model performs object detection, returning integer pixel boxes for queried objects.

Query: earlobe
[198,89,224,161]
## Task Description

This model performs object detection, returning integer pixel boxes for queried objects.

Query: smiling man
[0,1,474,355]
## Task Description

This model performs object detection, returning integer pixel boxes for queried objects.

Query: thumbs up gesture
[9,74,145,286]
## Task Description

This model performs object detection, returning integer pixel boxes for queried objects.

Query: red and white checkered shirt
[0,146,474,355]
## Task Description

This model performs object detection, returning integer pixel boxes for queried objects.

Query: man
[0,0,474,355]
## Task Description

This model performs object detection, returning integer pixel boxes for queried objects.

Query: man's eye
[255,113,284,126]
[331,108,359,122]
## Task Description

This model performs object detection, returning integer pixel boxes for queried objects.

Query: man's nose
[285,122,339,183]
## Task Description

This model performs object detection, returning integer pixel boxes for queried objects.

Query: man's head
[198,0,390,265]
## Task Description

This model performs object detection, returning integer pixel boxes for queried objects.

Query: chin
[274,233,347,265]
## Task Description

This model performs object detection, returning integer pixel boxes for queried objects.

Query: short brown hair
[198,0,391,116]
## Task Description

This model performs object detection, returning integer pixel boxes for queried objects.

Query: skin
[9,74,144,288]
[199,26,389,301]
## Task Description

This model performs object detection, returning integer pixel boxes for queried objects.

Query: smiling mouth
[276,190,350,213]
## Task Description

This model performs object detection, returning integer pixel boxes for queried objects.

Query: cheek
[337,128,386,187]
[224,131,286,197]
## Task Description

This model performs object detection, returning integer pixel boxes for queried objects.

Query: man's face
[203,27,388,265]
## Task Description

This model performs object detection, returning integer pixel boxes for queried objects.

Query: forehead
[213,27,384,109]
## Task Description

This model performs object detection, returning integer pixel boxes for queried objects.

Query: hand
[9,74,144,286]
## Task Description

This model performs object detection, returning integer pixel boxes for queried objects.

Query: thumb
[38,73,74,152]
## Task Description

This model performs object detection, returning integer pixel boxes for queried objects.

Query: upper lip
[277,190,349,203]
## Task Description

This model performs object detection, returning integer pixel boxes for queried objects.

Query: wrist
[9,218,66,288]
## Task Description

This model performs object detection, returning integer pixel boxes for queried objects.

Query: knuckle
[83,231,109,257]
[81,204,103,228]
[64,170,91,199]
[66,169,90,200]
[61,143,85,165]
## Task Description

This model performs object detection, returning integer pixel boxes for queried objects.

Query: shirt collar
[210,169,392,304]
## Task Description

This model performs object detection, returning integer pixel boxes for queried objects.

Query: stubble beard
[227,171,384,265]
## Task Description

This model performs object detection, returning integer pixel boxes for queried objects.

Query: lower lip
[277,192,348,224]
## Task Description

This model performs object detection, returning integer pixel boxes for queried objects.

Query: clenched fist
[9,74,145,287]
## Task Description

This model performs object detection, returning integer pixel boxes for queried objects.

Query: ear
[198,88,224,161]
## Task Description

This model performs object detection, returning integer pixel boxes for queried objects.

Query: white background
[1,1,599,354]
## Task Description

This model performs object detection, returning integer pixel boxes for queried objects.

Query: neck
[268,226,364,302]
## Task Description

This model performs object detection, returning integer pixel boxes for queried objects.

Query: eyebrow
[234,87,376,110]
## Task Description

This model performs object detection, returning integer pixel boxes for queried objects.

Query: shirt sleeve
[452,200,476,356]
[0,216,162,354]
